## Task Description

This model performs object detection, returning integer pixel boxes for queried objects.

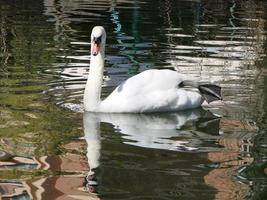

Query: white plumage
[99,69,203,112]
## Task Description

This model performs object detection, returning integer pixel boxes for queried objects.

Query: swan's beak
[92,43,100,56]
[92,37,101,56]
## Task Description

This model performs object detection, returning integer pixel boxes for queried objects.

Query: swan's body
[84,26,222,113]
[99,69,203,112]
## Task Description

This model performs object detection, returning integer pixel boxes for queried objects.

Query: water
[0,0,267,199]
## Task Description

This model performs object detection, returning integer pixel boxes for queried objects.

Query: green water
[0,0,267,199]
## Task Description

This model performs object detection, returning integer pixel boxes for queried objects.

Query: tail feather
[198,84,222,103]
[179,81,222,103]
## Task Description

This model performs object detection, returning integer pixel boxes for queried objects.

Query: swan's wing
[100,69,203,112]
[108,69,184,98]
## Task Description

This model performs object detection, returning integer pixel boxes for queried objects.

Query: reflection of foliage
[0,15,9,75]
[239,0,265,64]
[0,104,82,157]
[243,76,267,200]
[0,2,57,77]
[34,105,82,156]
[0,167,79,180]
[0,0,266,199]
[0,1,82,158]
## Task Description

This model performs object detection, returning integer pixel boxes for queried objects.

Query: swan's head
[91,26,106,57]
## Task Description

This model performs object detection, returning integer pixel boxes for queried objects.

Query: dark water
[0,0,267,199]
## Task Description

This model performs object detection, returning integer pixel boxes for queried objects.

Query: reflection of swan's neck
[84,53,105,111]
[84,114,101,171]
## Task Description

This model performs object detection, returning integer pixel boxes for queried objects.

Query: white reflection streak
[83,113,101,173]
[83,110,209,172]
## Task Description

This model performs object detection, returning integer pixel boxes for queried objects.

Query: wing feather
[110,69,184,98]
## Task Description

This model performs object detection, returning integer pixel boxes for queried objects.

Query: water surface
[0,0,267,199]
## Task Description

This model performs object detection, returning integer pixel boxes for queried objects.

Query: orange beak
[91,36,101,56]
[92,42,100,56]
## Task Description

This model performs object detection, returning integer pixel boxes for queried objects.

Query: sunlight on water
[0,0,267,199]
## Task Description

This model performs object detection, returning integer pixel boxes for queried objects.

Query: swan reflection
[84,109,219,166]
[83,109,220,195]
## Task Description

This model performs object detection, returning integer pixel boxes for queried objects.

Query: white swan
[84,26,222,113]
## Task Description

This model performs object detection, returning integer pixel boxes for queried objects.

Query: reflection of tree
[205,128,256,199]
[156,0,266,199]
[0,0,81,163]
[202,1,266,199]
[110,0,140,74]
[0,139,98,199]
[0,15,9,75]
[243,76,267,200]
[0,0,266,199]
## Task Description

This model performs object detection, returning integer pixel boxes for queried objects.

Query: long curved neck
[84,53,105,111]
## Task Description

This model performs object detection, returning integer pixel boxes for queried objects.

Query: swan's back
[114,69,183,95]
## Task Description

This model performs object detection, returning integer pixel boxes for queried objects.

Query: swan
[84,26,222,113]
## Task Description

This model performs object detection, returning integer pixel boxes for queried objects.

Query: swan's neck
[84,53,104,111]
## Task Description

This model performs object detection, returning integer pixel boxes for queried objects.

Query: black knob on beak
[93,36,102,46]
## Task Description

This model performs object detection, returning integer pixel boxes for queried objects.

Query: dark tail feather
[198,84,222,103]
[179,81,222,103]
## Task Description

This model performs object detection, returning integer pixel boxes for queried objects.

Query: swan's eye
[93,36,102,45]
